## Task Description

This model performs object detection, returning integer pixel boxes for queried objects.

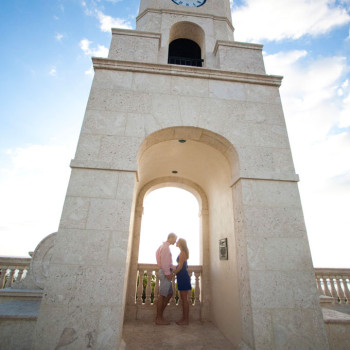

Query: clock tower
[33,0,330,349]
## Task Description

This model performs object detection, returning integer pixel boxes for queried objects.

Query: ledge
[214,40,263,55]
[0,256,31,265]
[322,308,350,324]
[315,268,350,275]
[111,28,161,39]
[92,57,283,87]
[231,174,300,187]
[70,159,138,173]
[0,289,43,298]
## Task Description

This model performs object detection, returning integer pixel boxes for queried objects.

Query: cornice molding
[137,8,234,32]
[214,40,263,55]
[111,28,161,40]
[230,175,300,188]
[92,57,283,87]
[70,159,137,173]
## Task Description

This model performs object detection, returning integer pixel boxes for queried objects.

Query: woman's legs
[176,290,189,325]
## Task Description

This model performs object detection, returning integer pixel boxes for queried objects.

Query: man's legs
[156,269,173,325]
[156,293,172,325]
[161,293,172,313]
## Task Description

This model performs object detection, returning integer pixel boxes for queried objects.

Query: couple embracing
[155,233,191,325]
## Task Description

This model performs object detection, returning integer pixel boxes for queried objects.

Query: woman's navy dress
[176,256,192,291]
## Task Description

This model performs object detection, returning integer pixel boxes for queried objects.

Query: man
[155,232,177,325]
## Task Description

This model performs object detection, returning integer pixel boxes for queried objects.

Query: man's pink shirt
[156,242,173,275]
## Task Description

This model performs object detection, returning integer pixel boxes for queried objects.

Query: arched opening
[168,38,203,67]
[125,127,243,347]
[138,187,200,265]
[168,21,205,67]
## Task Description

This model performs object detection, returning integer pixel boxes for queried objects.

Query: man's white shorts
[158,269,173,297]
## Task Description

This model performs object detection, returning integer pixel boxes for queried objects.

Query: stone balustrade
[136,263,202,306]
[1,255,349,310]
[0,256,31,289]
[315,268,350,304]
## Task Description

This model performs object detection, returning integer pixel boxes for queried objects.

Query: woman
[173,238,192,325]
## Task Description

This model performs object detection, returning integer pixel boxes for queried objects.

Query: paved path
[122,320,235,350]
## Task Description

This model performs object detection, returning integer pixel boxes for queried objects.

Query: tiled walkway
[122,320,235,350]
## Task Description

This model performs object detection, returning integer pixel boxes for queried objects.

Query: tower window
[168,38,203,67]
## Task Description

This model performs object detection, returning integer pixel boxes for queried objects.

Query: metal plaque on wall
[219,238,228,260]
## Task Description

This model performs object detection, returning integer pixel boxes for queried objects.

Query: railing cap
[315,268,350,276]
[0,257,31,267]
[138,263,202,272]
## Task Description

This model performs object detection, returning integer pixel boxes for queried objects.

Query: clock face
[171,0,207,7]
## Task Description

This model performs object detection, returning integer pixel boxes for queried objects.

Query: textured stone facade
[32,0,330,349]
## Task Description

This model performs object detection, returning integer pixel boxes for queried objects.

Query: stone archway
[124,126,243,345]
[124,176,210,321]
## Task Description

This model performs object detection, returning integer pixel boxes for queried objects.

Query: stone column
[233,178,329,350]
[199,207,211,321]
[124,203,143,321]
[32,168,136,349]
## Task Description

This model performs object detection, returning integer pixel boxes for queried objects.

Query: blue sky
[0,0,349,268]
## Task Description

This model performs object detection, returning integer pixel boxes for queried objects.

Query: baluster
[329,276,339,303]
[342,276,350,303]
[16,267,26,283]
[175,275,179,306]
[335,276,346,304]
[322,276,332,297]
[5,266,16,288]
[145,270,152,305]
[194,271,201,305]
[134,269,139,304]
[315,275,323,295]
[0,267,9,289]
[136,269,144,305]
[190,271,195,305]
[154,270,159,305]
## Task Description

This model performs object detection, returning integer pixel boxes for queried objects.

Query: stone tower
[32,0,329,349]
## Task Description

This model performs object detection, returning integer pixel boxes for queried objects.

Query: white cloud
[338,80,350,127]
[55,33,64,41]
[96,10,132,31]
[101,0,124,3]
[232,0,350,42]
[49,67,57,76]
[0,144,74,256]
[80,38,92,52]
[264,51,347,141]
[339,93,350,127]
[84,66,94,75]
[264,50,350,267]
[81,1,132,31]
[79,38,109,57]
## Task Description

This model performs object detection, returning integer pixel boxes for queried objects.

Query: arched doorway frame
[125,175,211,321]
[124,126,245,346]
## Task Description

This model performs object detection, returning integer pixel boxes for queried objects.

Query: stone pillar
[124,203,143,321]
[233,178,329,350]
[32,168,136,349]
[199,207,211,321]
